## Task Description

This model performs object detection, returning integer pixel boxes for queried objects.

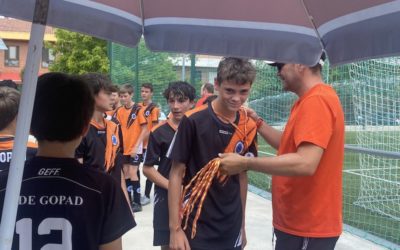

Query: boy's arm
[168,161,190,250]
[131,124,148,157]
[143,165,169,189]
[99,238,122,250]
[239,171,248,249]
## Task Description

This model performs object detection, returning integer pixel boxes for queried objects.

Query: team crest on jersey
[111,135,118,145]
[244,152,255,158]
[235,141,244,154]
[131,113,137,119]
[145,110,150,117]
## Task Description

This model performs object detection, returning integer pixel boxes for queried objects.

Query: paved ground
[123,189,387,250]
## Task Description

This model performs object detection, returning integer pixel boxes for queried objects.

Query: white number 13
[16,218,72,250]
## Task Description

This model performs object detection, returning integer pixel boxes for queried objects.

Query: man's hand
[243,107,259,121]
[170,228,191,250]
[219,153,248,175]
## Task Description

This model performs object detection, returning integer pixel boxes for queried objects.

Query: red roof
[0,72,21,83]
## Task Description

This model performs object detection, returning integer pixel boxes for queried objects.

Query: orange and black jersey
[139,102,160,149]
[167,104,257,249]
[144,120,176,231]
[115,104,147,156]
[76,119,122,180]
[0,156,136,250]
[0,135,37,173]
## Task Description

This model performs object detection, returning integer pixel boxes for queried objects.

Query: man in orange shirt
[195,82,214,107]
[220,54,344,250]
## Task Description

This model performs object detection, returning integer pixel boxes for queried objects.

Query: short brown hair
[0,87,20,131]
[202,83,214,94]
[216,57,256,85]
[109,84,120,93]
[120,84,134,95]
[141,83,153,92]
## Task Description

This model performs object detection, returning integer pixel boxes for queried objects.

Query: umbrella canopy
[1,0,400,65]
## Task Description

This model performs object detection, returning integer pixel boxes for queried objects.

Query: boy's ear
[214,79,220,91]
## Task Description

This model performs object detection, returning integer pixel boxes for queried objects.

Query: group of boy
[0,52,344,250]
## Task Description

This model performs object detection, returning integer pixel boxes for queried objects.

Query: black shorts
[122,154,143,166]
[274,228,339,250]
[154,229,169,246]
[141,149,147,163]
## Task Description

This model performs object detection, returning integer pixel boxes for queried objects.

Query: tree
[110,40,177,86]
[48,29,109,74]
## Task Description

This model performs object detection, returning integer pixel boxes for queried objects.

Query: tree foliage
[110,40,177,87]
[48,29,109,74]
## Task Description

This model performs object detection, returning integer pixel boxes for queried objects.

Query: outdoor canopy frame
[1,0,400,249]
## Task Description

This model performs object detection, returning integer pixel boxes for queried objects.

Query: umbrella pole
[0,23,45,250]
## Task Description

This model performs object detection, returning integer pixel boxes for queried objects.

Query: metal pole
[181,54,186,81]
[190,54,196,85]
[135,45,139,102]
[0,1,48,248]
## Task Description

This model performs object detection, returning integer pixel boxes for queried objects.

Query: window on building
[4,45,19,67]
[42,48,55,68]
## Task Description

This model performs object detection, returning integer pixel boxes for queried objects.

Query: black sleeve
[100,178,136,244]
[118,124,124,154]
[75,136,87,158]
[167,115,194,165]
[247,135,258,157]
[143,131,161,166]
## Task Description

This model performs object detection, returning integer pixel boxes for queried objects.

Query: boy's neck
[212,98,237,123]
[125,100,135,108]
[93,110,105,125]
[142,100,151,106]
[36,138,81,158]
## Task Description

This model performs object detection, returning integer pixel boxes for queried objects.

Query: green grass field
[248,131,400,245]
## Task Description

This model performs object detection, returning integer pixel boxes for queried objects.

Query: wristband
[256,117,264,129]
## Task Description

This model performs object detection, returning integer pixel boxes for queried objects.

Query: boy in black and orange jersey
[168,58,258,250]
[0,87,37,173]
[143,81,195,249]
[0,72,135,249]
[139,83,160,205]
[115,84,148,212]
[76,74,124,181]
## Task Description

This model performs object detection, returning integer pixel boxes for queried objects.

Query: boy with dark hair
[139,82,160,205]
[0,87,36,173]
[75,73,129,208]
[115,84,148,212]
[0,80,18,90]
[143,81,196,249]
[168,57,258,250]
[0,72,135,249]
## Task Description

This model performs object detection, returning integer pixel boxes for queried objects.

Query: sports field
[248,131,400,246]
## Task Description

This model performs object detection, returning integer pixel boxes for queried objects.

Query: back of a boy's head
[80,73,112,95]
[0,80,18,90]
[31,72,94,142]
[163,81,196,101]
[0,87,20,131]
[120,84,134,95]
[216,57,256,85]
